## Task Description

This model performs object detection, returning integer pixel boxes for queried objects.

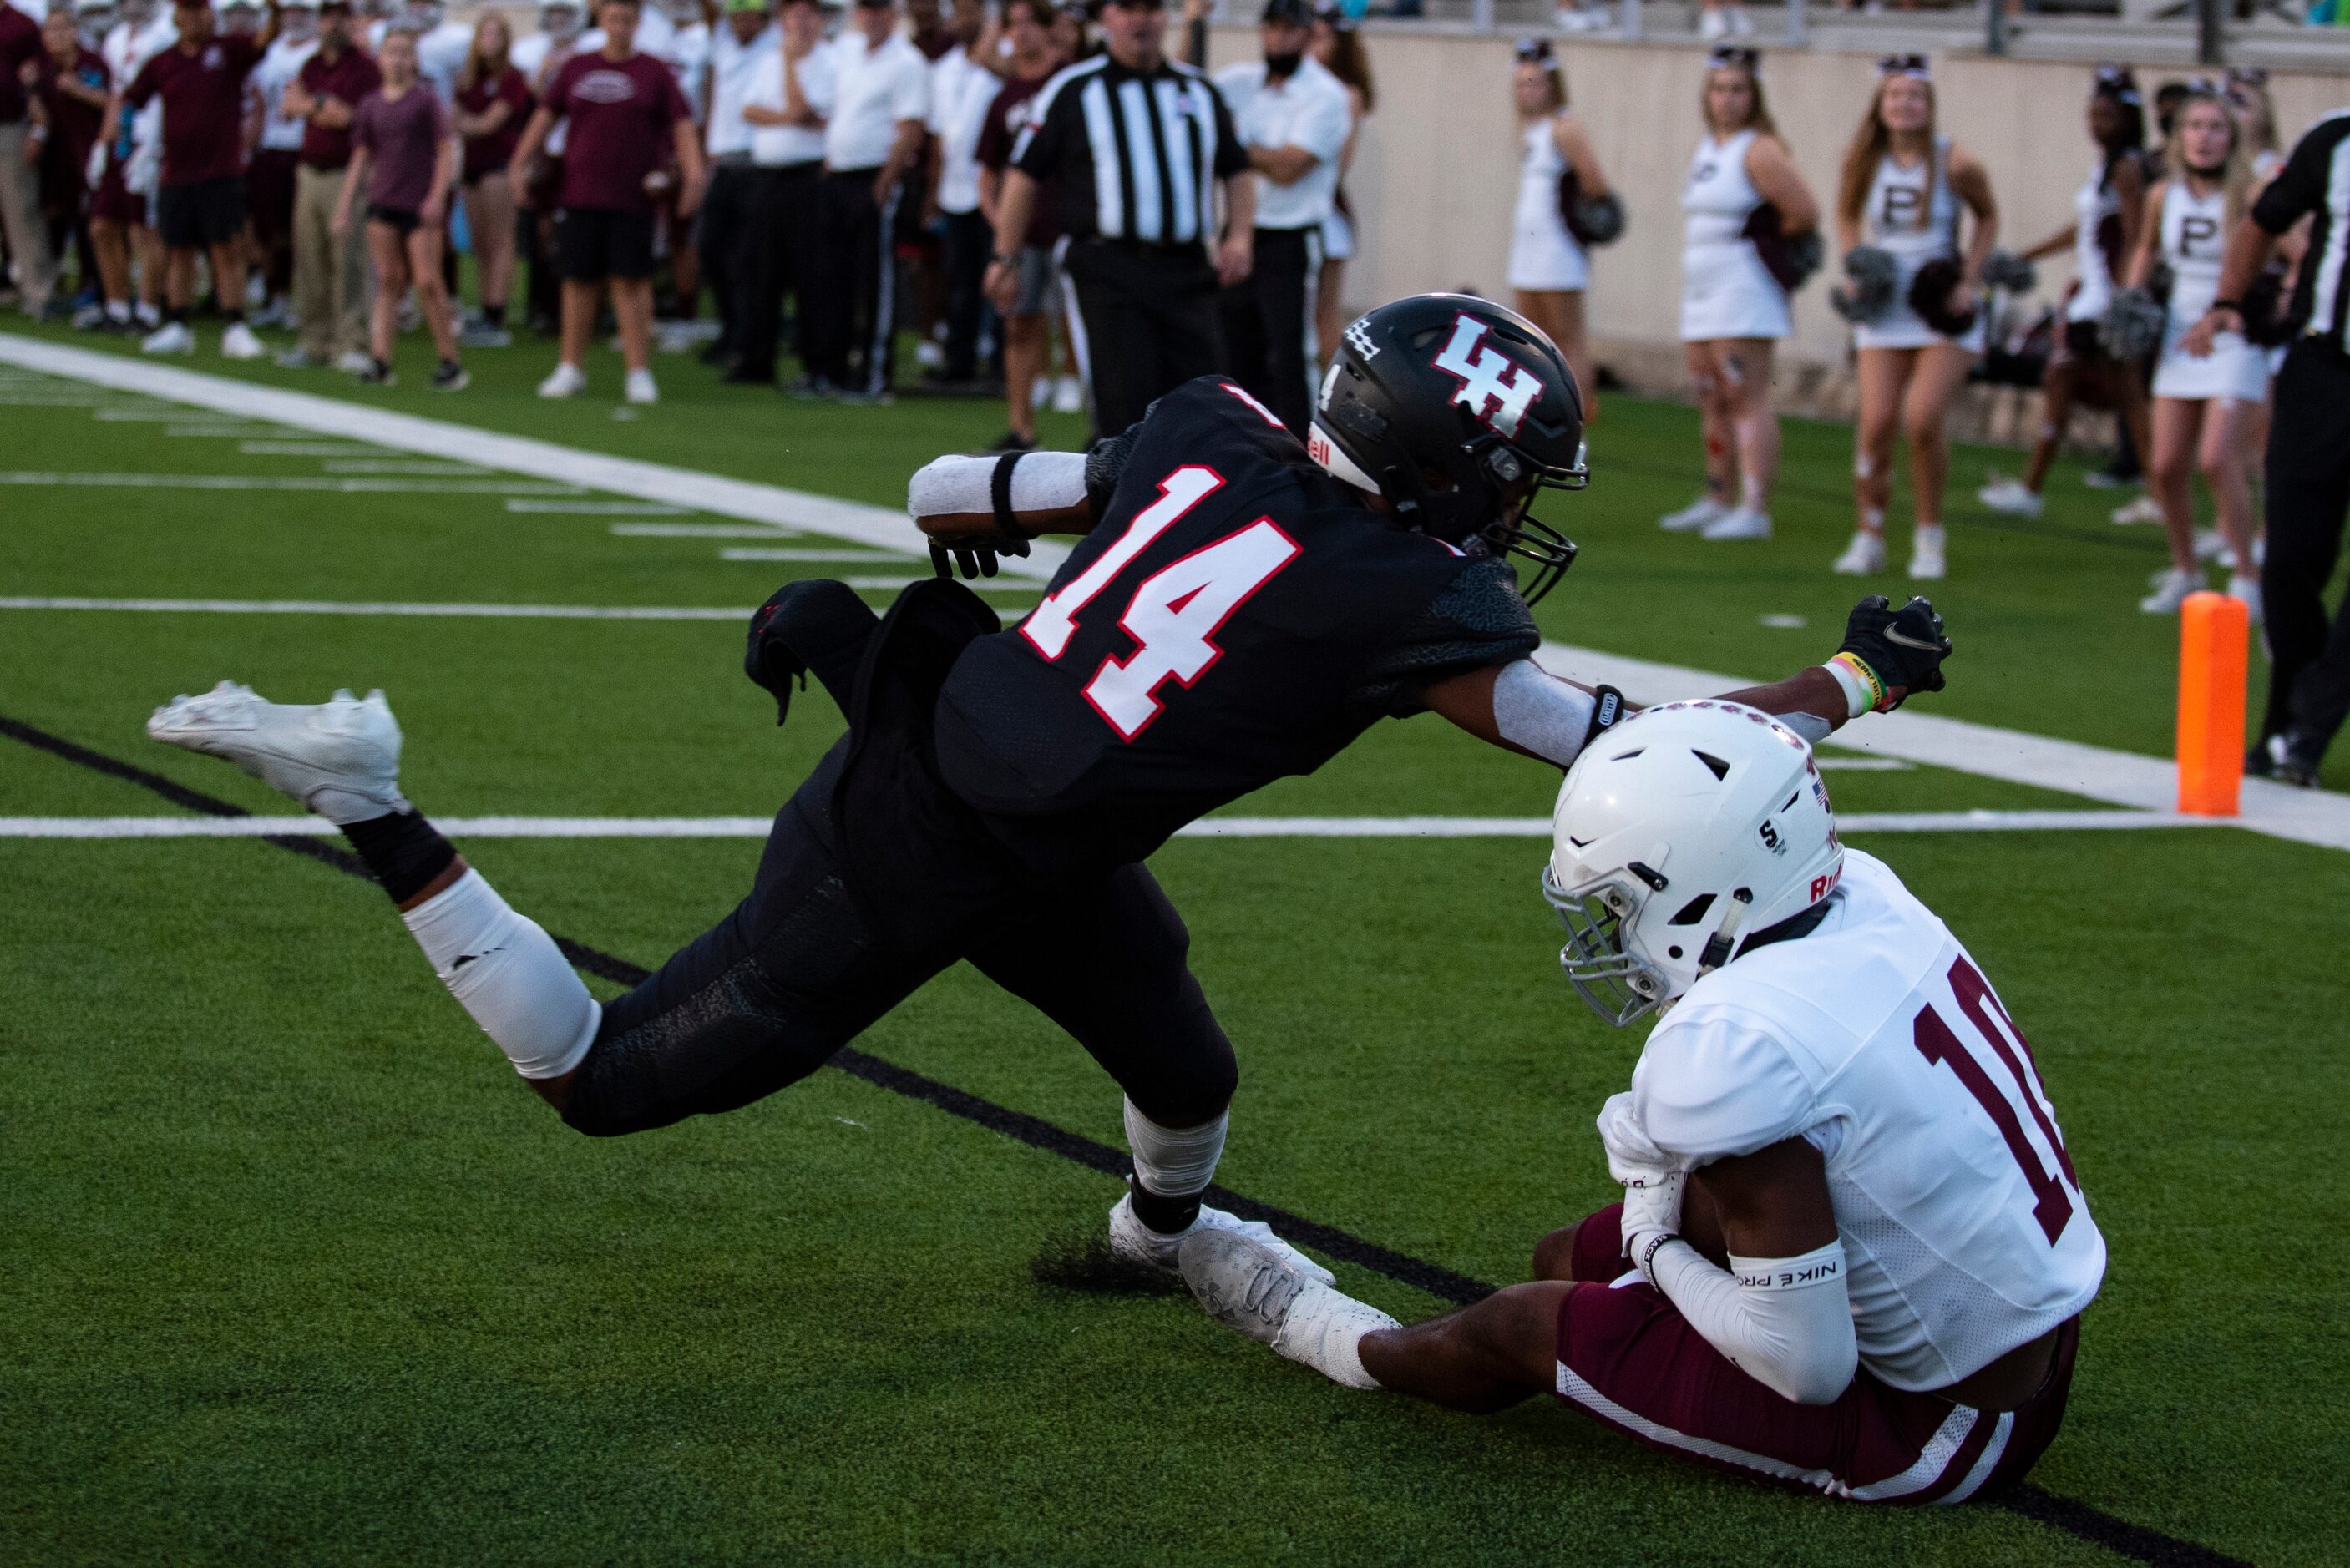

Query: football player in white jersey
[1183,696,2104,1505]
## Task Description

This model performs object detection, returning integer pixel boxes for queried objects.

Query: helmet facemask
[1542,863,1668,1028]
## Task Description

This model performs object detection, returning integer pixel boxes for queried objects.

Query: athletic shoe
[134,303,161,330]
[2253,732,2324,788]
[71,301,108,331]
[354,357,395,387]
[1699,506,1772,541]
[990,430,1037,453]
[432,360,469,393]
[246,299,287,329]
[914,337,945,371]
[2110,494,2164,526]
[220,321,265,361]
[539,361,587,399]
[1831,531,1887,575]
[1177,1232,1395,1388]
[458,324,512,349]
[243,273,267,311]
[1106,1191,1335,1286]
[2192,527,2231,563]
[1659,495,1730,533]
[624,367,659,405]
[146,682,409,824]
[273,347,324,369]
[787,372,837,401]
[1051,374,1083,414]
[140,321,194,355]
[2140,567,2200,614]
[2227,574,2264,625]
[333,350,376,375]
[1908,527,1947,581]
[1977,473,2044,518]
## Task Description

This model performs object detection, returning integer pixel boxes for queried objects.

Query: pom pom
[1980,248,2038,295]
[1830,245,1898,324]
[2098,286,2166,361]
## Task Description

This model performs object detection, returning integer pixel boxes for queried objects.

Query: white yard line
[0,473,582,495]
[7,332,2345,854]
[238,441,389,456]
[0,597,747,620]
[612,522,801,538]
[0,811,2239,840]
[504,498,691,515]
[720,547,919,563]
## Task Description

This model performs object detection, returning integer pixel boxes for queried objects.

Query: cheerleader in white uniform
[1309,4,1370,382]
[1979,67,2152,521]
[1659,47,1818,543]
[1506,38,1609,422]
[2126,89,2266,618]
[1829,57,1997,582]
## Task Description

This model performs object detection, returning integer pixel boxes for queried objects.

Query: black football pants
[2259,342,2350,757]
[802,168,899,397]
[737,161,822,377]
[1218,225,1322,438]
[559,737,1238,1139]
[696,161,760,359]
[1062,238,1226,439]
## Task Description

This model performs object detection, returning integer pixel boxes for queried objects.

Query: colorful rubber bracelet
[1826,652,1886,716]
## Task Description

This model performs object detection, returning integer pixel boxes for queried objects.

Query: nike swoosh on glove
[1598,1092,1684,1272]
[1837,594,1952,707]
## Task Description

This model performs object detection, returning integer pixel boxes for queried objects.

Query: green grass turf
[3,330,2346,1563]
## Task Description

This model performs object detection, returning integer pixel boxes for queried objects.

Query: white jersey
[664,19,711,122]
[2068,158,2124,323]
[1627,852,2105,1393]
[414,18,474,102]
[1507,116,1586,292]
[105,13,176,169]
[1679,128,1787,341]
[253,36,318,154]
[2152,177,2269,402]
[1681,127,1762,247]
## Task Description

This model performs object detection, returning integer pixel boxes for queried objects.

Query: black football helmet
[1308,293,1588,603]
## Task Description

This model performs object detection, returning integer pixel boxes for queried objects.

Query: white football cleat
[140,321,194,355]
[1179,1229,1310,1349]
[1658,495,1728,533]
[538,361,587,399]
[1831,531,1886,575]
[624,367,659,405]
[1699,506,1772,541]
[1107,1191,1335,1286]
[1977,474,2044,518]
[220,321,265,361]
[2140,567,2200,615]
[146,681,409,824]
[1908,527,1947,581]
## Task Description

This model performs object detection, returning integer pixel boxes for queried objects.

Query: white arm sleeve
[1646,1238,1858,1405]
[1491,658,1598,766]
[906,451,1091,520]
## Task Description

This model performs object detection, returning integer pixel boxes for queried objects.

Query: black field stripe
[0,712,2253,1568]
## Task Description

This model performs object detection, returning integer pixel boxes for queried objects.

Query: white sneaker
[2227,574,2264,624]
[1658,495,1726,533]
[220,321,264,361]
[2110,494,2164,526]
[1978,474,2044,518]
[1908,527,1947,581]
[624,367,658,405]
[1106,1191,1334,1286]
[538,361,587,399]
[1051,374,1083,414]
[1831,531,1887,575]
[146,681,409,824]
[140,321,194,355]
[1700,506,1771,541]
[914,338,945,371]
[2140,567,2200,614]
[333,349,376,375]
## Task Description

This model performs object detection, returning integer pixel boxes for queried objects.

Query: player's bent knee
[1533,1221,1581,1282]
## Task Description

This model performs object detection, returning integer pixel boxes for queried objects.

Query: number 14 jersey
[1628,850,2107,1393]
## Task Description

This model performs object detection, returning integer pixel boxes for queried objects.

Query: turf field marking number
[1912,957,2079,1244]
[1021,465,1223,660]
[1082,520,1303,739]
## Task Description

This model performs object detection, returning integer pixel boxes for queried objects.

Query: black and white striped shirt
[1012,53,1248,248]
[2254,108,2350,357]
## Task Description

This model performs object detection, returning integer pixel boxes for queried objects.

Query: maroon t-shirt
[541,50,688,214]
[124,32,264,186]
[454,65,532,182]
[42,47,110,169]
[0,7,39,124]
[296,45,383,169]
[976,72,1057,248]
[352,81,452,215]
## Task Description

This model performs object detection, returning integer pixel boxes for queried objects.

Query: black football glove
[743,579,879,726]
[1837,594,1951,708]
[929,530,1031,582]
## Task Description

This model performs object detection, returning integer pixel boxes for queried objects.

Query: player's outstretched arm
[907,449,1107,579]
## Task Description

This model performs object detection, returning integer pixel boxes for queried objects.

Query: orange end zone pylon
[2177,590,2251,816]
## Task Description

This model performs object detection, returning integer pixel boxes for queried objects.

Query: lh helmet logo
[1431,315,1539,438]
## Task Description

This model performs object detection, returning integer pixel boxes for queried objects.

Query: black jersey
[934,377,1541,873]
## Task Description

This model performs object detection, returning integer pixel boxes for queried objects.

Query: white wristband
[1820,658,1872,721]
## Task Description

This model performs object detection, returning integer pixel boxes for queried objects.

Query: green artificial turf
[3,329,2345,1564]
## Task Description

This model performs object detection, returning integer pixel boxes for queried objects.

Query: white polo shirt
[253,35,317,154]
[745,43,834,169]
[928,47,997,217]
[415,18,473,100]
[704,20,777,158]
[1213,54,1350,231]
[665,18,710,121]
[823,28,928,174]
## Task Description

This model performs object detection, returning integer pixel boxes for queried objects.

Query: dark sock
[165,306,188,326]
[483,303,505,328]
[1128,1176,1203,1237]
[341,811,458,904]
[225,309,245,325]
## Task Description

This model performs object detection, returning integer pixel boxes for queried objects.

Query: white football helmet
[1545,700,1845,1027]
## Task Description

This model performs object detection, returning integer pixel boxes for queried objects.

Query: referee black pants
[2259,341,2350,757]
[1062,238,1226,438]
[696,160,760,358]
[1218,225,1322,437]
[737,161,822,378]
[803,167,899,397]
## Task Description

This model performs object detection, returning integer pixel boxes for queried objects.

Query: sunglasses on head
[1877,53,1928,79]
[1708,45,1758,69]
[1513,36,1552,63]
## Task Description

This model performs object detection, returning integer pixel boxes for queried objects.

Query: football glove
[1836,594,1951,707]
[1598,1093,1684,1271]
[742,578,878,725]
[2098,286,2166,362]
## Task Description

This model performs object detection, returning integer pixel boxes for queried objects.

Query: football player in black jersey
[148,292,1952,1280]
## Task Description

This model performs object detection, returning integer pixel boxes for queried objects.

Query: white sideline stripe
[165,424,266,437]
[0,473,584,495]
[611,522,800,538]
[0,597,747,620]
[0,811,2244,839]
[720,547,919,563]
[506,499,691,515]
[1537,641,2350,854]
[6,333,2343,854]
[0,335,1071,581]
[238,441,387,456]
[322,461,495,477]
[89,406,214,420]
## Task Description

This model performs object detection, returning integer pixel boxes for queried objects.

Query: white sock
[1272,1280,1399,1391]
[1861,507,1885,536]
[401,871,600,1080]
[1123,1098,1228,1207]
[1740,473,1766,513]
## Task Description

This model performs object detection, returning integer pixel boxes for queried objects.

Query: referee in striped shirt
[985,0,1254,437]
[2198,106,2350,787]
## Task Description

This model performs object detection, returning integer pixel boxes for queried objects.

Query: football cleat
[1659,496,1729,533]
[147,681,409,824]
[1107,1191,1335,1287]
[1699,506,1772,541]
[1178,1229,1309,1349]
[1831,531,1886,576]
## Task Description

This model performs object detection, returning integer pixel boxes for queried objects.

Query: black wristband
[1639,1230,1682,1279]
[1582,684,1626,752]
[2211,298,2241,314]
[990,449,1027,542]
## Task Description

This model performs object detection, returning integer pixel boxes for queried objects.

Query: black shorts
[554,205,656,281]
[367,203,420,236]
[154,175,246,250]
